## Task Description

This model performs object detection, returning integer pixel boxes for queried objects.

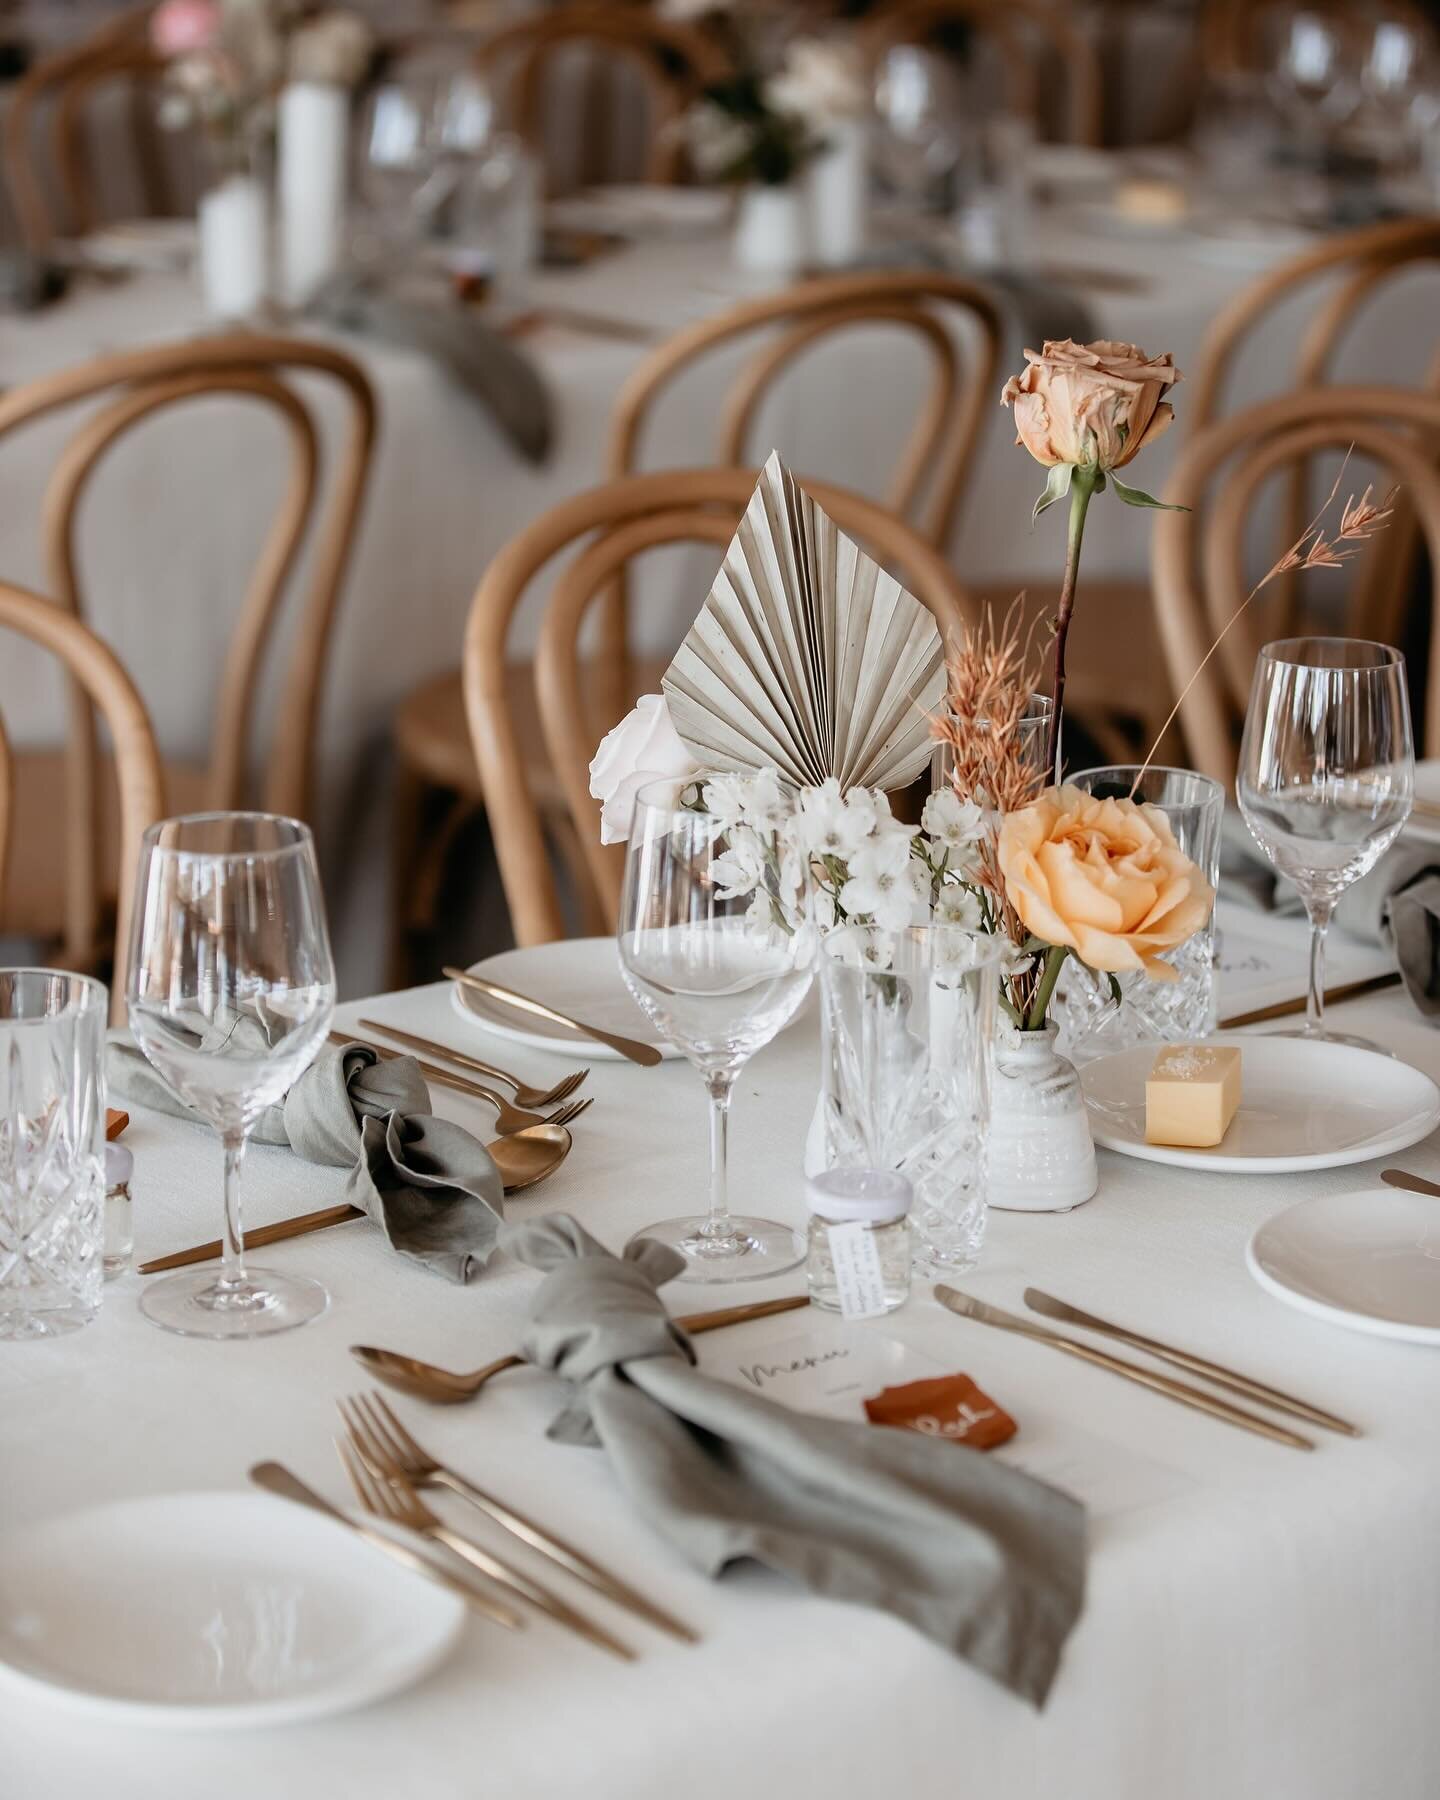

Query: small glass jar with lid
[805,1168,912,1317]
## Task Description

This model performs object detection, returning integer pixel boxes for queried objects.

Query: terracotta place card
[105,1108,129,1141]
[863,1374,1017,1451]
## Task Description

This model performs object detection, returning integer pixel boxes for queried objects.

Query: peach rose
[997,785,1213,979]
[1000,339,1180,472]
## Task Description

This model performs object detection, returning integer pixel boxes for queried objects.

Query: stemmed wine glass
[872,45,965,213]
[126,814,337,1337]
[1238,638,1413,1047]
[618,780,815,1283]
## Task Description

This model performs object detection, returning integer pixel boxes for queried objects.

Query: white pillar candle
[197,173,269,320]
[278,81,349,307]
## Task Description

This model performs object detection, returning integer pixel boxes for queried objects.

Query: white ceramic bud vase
[198,171,269,321]
[733,183,807,276]
[807,118,868,266]
[279,81,349,307]
[987,1020,1097,1212]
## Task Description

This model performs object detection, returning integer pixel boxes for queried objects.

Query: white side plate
[1248,1189,1440,1344]
[1081,1035,1440,1173]
[0,1492,465,1729]
[451,939,680,1060]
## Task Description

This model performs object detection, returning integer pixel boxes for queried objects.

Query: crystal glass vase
[0,970,107,1340]
[815,923,1001,1276]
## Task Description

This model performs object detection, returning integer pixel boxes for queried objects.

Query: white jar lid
[805,1167,911,1224]
[105,1143,133,1187]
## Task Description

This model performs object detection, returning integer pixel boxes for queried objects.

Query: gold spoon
[137,1125,572,1274]
[350,1295,811,1404]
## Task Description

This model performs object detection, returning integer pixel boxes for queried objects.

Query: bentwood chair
[2,4,166,251]
[860,0,1104,147]
[470,3,727,191]
[0,579,163,1020]
[0,335,376,975]
[460,467,975,946]
[1150,386,1440,790]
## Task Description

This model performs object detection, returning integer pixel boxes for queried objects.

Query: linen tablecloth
[2,918,1438,1799]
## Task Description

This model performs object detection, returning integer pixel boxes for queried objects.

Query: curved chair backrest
[861,0,1103,146]
[0,334,375,967]
[463,467,977,945]
[473,3,726,188]
[0,579,164,1020]
[2,5,159,249]
[1150,386,1440,789]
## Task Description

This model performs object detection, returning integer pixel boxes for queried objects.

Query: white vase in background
[279,81,349,307]
[987,1020,1098,1213]
[807,117,868,266]
[198,173,269,321]
[733,184,807,276]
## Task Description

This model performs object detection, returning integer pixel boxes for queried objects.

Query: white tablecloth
[3,915,1439,1799]
[4,203,1440,991]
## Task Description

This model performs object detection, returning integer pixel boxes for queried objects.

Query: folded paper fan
[662,454,946,792]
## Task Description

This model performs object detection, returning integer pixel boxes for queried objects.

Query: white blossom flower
[700,772,749,831]
[935,884,984,930]
[765,37,867,124]
[922,788,985,851]
[839,830,926,930]
[711,830,767,900]
[739,767,791,833]
[792,778,876,861]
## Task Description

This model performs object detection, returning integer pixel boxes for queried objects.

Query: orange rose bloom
[998,785,1213,979]
[1000,339,1180,472]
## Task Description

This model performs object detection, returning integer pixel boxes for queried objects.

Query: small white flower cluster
[698,771,987,935]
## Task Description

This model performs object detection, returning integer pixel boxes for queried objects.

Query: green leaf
[1031,462,1073,522]
[1109,474,1188,512]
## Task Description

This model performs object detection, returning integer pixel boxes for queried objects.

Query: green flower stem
[1025,944,1070,1031]
[1045,463,1102,780]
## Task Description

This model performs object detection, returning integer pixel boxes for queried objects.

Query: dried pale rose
[1000,338,1180,472]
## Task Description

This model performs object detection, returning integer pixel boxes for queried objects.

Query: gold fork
[336,1412,636,1662]
[356,1020,588,1110]
[331,1031,592,1135]
[346,1392,696,1643]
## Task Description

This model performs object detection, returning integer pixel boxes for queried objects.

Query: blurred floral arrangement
[149,0,373,164]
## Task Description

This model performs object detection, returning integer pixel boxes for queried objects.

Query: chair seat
[393,659,671,803]
[2,748,202,942]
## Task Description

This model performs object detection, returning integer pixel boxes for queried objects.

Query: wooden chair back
[861,0,1103,146]
[1151,386,1440,789]
[472,3,726,188]
[0,579,164,1019]
[462,467,976,946]
[2,5,161,249]
[0,335,375,967]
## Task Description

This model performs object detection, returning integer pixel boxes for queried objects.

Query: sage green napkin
[108,1033,505,1282]
[500,1214,1087,1707]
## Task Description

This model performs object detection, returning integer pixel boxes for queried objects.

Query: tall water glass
[1239,638,1413,1047]
[932,691,1055,795]
[618,782,815,1283]
[1059,767,1224,1061]
[0,971,107,1340]
[126,815,336,1337]
[819,925,1001,1276]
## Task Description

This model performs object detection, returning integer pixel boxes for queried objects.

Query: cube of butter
[1145,1045,1242,1148]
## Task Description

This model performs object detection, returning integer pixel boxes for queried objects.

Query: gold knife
[444,965,662,1067]
[935,1287,1314,1451]
[1219,970,1401,1030]
[1023,1287,1358,1436]
[1381,1167,1440,1199]
[248,1462,523,1628]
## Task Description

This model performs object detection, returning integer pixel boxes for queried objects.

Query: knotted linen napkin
[108,1033,505,1282]
[500,1214,1087,1707]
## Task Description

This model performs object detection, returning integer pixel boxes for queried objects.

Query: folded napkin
[108,1032,505,1281]
[308,271,554,464]
[500,1214,1087,1706]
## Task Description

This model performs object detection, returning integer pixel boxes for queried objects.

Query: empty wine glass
[1265,9,1360,212]
[872,45,965,212]
[126,814,337,1337]
[618,780,815,1283]
[1238,638,1413,1047]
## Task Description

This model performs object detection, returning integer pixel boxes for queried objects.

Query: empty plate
[1082,1035,1440,1173]
[451,939,679,1060]
[0,1492,465,1728]
[1248,1188,1440,1344]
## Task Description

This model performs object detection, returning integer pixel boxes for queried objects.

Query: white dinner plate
[1247,1189,1440,1344]
[1402,757,1440,845]
[0,1492,465,1729]
[452,939,681,1060]
[1081,1034,1440,1173]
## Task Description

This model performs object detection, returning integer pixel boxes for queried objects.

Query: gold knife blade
[1024,1287,1358,1436]
[443,965,662,1067]
[139,1203,365,1272]
[934,1287,1314,1451]
[329,1030,504,1103]
[1219,970,1401,1030]
[1381,1167,1440,1199]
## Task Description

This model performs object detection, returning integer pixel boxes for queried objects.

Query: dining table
[2,897,1437,1799]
